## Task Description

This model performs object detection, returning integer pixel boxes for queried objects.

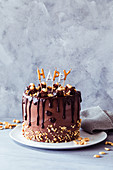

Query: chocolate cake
[22,83,82,143]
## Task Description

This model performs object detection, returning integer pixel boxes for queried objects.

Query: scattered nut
[0,126,3,130]
[79,141,85,145]
[3,122,9,125]
[105,141,112,145]
[0,122,3,125]
[94,155,100,158]
[11,124,17,127]
[16,120,21,123]
[99,152,106,155]
[78,137,83,141]
[13,119,16,123]
[105,147,110,151]
[83,137,89,142]
[9,125,12,129]
[73,140,79,144]
[4,125,9,129]
[26,136,30,140]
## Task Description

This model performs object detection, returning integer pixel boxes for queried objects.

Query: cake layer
[22,91,81,143]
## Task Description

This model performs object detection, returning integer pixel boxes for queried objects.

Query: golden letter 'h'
[37,68,45,80]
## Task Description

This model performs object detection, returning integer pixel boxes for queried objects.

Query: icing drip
[63,99,66,119]
[22,98,24,119]
[42,99,46,128]
[71,97,75,123]
[57,98,60,112]
[37,99,40,125]
[77,97,80,120]
[49,99,53,108]
[29,99,32,126]
[25,98,28,120]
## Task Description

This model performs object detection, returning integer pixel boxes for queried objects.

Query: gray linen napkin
[80,106,113,133]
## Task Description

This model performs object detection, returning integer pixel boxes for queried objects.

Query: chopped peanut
[11,124,17,127]
[105,147,110,151]
[9,125,12,129]
[83,137,89,142]
[99,152,106,155]
[73,140,79,144]
[78,137,83,141]
[0,126,3,130]
[4,125,10,129]
[3,122,9,125]
[13,119,16,123]
[79,141,85,145]
[94,155,100,158]
[105,141,112,145]
[16,120,21,123]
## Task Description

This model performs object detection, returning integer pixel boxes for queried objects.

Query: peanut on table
[0,119,21,130]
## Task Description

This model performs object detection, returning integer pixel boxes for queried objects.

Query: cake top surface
[24,82,79,98]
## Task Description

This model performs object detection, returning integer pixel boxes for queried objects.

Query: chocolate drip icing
[49,99,53,108]
[37,99,40,125]
[71,97,75,123]
[25,98,28,120]
[77,97,80,120]
[22,98,24,119]
[42,99,46,128]
[29,100,32,126]
[57,98,60,112]
[33,97,38,105]
[77,91,82,102]
[63,99,66,119]
[62,96,75,122]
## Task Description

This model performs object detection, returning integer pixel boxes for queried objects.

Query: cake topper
[37,67,71,87]
[37,67,45,86]
[46,70,52,87]
[63,69,72,87]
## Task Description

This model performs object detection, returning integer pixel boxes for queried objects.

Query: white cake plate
[9,124,107,150]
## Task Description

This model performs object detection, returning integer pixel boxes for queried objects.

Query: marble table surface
[0,118,113,170]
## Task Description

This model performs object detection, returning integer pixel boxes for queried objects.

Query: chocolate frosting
[22,83,82,143]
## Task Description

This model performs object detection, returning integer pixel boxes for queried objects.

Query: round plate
[9,124,107,150]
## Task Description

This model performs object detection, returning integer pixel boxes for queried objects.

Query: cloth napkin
[80,106,113,133]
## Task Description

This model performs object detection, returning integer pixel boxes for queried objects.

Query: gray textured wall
[0,0,113,118]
